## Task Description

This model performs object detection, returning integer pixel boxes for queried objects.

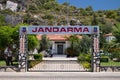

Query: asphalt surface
[0,72,120,80]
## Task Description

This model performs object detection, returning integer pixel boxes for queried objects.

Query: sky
[57,0,120,11]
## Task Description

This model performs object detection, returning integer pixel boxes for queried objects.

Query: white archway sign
[19,26,100,72]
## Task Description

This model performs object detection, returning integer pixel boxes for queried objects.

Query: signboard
[20,26,99,34]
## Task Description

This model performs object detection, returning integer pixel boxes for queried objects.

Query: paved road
[0,72,120,80]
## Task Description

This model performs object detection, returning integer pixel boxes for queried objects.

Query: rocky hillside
[0,0,120,34]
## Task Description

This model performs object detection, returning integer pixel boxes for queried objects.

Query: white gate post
[92,32,100,72]
[18,27,27,72]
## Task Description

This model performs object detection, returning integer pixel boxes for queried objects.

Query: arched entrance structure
[19,26,99,72]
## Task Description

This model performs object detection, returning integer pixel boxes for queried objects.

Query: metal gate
[27,58,86,72]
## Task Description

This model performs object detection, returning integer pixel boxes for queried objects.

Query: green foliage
[38,0,56,5]
[65,35,80,57]
[0,60,6,66]
[11,27,19,44]
[28,35,39,51]
[99,33,106,49]
[65,35,79,49]
[111,52,120,59]
[109,52,120,62]
[0,60,18,66]
[116,16,120,22]
[0,26,14,49]
[78,53,91,69]
[101,22,113,34]
[0,14,5,26]
[40,34,51,51]
[28,60,42,68]
[33,54,43,60]
[70,20,77,25]
[100,57,109,62]
[0,9,15,15]
[0,23,39,51]
[105,10,117,18]
[62,2,69,6]
[85,6,93,12]
[77,35,91,54]
[42,14,54,20]
[100,21,113,49]
[65,35,91,56]
[101,61,120,66]
[78,53,91,62]
[82,62,91,69]
[66,47,78,57]
[43,1,57,10]
[100,54,109,62]
[23,13,31,24]
[27,5,39,13]
[113,23,120,43]
[91,13,98,25]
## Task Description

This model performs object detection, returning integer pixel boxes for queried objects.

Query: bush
[100,58,109,62]
[66,47,77,57]
[78,53,91,62]
[110,52,120,61]
[82,62,91,69]
[78,53,85,61]
[100,56,109,62]
[28,54,43,68]
[0,53,5,60]
[28,60,42,68]
[85,54,91,62]
[34,54,43,60]
[78,53,91,69]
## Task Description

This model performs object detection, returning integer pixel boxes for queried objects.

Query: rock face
[6,1,18,12]
[5,14,23,26]
[0,4,3,10]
